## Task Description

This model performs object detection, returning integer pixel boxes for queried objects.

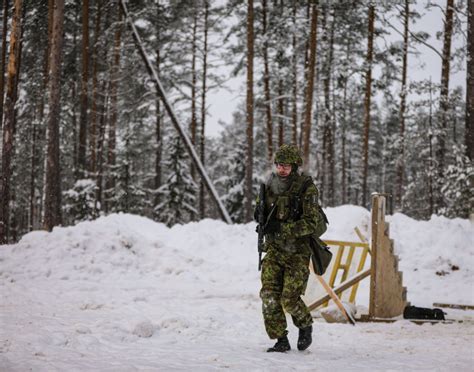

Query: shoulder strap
[298,176,314,196]
[296,175,329,225]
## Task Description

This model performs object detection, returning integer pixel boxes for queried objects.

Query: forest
[0,0,472,244]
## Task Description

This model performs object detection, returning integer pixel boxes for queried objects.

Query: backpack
[403,305,446,321]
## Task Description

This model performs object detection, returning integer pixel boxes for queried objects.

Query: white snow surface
[1,207,473,371]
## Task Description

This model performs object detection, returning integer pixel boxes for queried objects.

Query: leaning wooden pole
[119,0,232,224]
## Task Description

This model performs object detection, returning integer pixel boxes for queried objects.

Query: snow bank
[1,207,473,371]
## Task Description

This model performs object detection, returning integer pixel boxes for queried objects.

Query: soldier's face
[275,163,292,178]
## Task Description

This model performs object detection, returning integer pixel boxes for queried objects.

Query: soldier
[256,144,327,352]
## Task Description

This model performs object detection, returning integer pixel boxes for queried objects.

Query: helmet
[274,144,303,166]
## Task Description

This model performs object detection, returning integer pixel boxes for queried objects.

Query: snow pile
[1,207,473,371]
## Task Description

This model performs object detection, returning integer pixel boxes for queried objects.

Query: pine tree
[154,136,197,226]
[44,0,65,231]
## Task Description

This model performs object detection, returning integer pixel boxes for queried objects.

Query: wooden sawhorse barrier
[308,193,408,320]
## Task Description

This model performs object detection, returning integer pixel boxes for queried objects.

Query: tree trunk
[277,73,284,147]
[95,6,110,214]
[299,2,311,148]
[341,77,348,205]
[244,0,254,222]
[322,10,335,206]
[437,0,454,189]
[200,0,209,219]
[466,0,473,161]
[72,6,78,171]
[78,0,89,178]
[395,0,409,210]
[190,7,198,188]
[362,4,375,207]
[0,0,22,243]
[428,79,434,215]
[0,0,9,133]
[154,6,162,211]
[95,78,108,212]
[302,2,318,170]
[37,0,55,125]
[28,0,55,231]
[43,0,65,231]
[89,1,102,175]
[29,121,37,231]
[291,1,298,146]
[262,0,273,161]
[106,4,121,212]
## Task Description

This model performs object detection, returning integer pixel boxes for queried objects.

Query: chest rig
[265,174,313,223]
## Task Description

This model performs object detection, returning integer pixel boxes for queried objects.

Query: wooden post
[369,193,408,318]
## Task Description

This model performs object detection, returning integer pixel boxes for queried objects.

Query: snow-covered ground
[1,207,473,371]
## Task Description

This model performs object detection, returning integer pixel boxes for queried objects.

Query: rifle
[256,184,278,271]
[257,184,266,271]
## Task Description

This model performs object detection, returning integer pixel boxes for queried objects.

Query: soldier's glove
[264,219,281,234]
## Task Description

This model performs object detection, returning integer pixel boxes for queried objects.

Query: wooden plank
[433,302,474,310]
[354,227,368,244]
[308,269,371,311]
[324,239,369,248]
[369,195,379,316]
[315,275,356,325]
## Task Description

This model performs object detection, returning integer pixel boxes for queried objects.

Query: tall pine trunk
[89,1,102,175]
[43,0,65,231]
[262,0,273,160]
[0,0,22,243]
[199,0,209,219]
[362,5,375,207]
[341,75,348,205]
[106,5,121,212]
[0,0,9,133]
[29,0,55,231]
[244,0,254,222]
[291,2,298,146]
[95,78,108,212]
[29,120,37,230]
[302,2,318,169]
[277,71,284,147]
[322,10,335,206]
[78,0,90,178]
[467,0,474,161]
[154,11,162,212]
[190,7,198,189]
[395,0,409,210]
[428,79,434,215]
[437,0,454,195]
[299,2,311,148]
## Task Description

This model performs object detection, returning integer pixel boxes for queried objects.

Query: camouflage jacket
[262,172,327,254]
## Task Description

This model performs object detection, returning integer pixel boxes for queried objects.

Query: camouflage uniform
[258,145,327,340]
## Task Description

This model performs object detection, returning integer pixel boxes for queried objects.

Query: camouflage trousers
[260,249,313,339]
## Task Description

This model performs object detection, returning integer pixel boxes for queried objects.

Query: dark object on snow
[297,325,312,351]
[403,305,445,321]
[267,336,291,352]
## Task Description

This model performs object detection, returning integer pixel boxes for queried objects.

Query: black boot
[297,325,312,351]
[267,336,291,352]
